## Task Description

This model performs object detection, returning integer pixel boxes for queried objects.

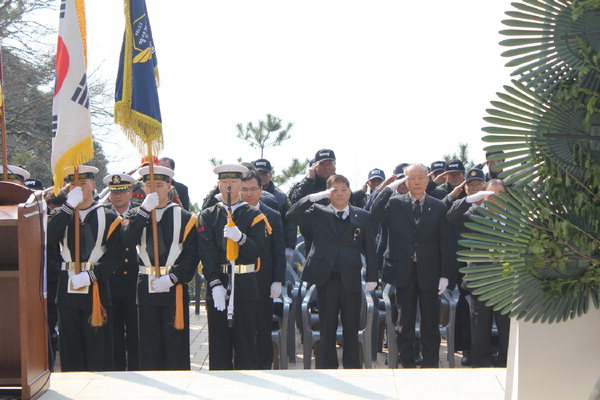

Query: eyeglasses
[240,187,261,193]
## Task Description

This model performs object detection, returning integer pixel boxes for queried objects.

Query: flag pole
[147,143,161,278]
[0,44,8,181]
[74,166,81,274]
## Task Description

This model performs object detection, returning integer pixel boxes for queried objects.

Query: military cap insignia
[112,175,122,184]
[470,170,477,176]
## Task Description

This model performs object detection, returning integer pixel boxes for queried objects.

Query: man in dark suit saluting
[287,174,377,369]
[371,163,450,368]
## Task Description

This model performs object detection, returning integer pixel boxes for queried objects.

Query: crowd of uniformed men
[2,148,509,371]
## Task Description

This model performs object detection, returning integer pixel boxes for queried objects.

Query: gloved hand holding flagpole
[225,184,239,327]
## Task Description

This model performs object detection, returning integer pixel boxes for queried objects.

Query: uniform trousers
[47,280,59,370]
[58,306,114,371]
[256,295,274,369]
[138,304,190,370]
[316,278,361,369]
[112,296,139,370]
[469,294,510,367]
[206,297,258,370]
[395,266,440,368]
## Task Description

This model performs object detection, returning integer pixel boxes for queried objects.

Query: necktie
[414,199,422,223]
[337,211,345,220]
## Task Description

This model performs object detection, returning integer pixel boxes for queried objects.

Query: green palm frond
[500,0,600,94]
[458,185,600,323]
[463,0,600,325]
[481,80,599,188]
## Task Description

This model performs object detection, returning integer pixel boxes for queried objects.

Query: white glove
[438,277,449,295]
[152,275,174,292]
[214,192,223,202]
[388,176,408,191]
[141,192,159,212]
[308,188,333,202]
[223,225,243,242]
[212,285,227,311]
[270,282,282,299]
[97,187,110,201]
[285,248,294,261]
[466,190,494,204]
[365,281,377,292]
[71,271,91,289]
[66,186,83,208]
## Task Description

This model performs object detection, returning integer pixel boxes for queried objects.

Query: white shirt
[331,205,350,219]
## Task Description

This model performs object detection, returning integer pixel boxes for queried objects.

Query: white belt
[61,262,94,271]
[139,266,171,276]
[221,263,256,274]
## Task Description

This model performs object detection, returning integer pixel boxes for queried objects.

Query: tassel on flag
[114,0,163,154]
[51,0,94,194]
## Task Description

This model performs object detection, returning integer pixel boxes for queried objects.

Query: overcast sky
[78,0,514,205]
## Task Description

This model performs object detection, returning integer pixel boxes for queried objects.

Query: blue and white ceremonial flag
[51,0,93,193]
[114,0,162,154]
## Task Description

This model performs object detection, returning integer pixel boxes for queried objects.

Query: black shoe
[461,351,471,366]
[415,356,423,366]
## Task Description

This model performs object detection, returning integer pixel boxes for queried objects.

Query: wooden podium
[0,182,50,399]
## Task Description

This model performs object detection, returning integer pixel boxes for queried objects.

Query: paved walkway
[40,369,506,400]
[37,305,506,400]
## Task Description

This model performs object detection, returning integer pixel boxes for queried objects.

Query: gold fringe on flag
[114,0,162,155]
[52,137,94,195]
[114,105,163,155]
[75,0,87,67]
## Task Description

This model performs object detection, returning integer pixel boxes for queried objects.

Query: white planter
[505,309,600,400]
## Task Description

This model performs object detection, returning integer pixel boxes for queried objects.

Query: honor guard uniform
[197,164,267,370]
[47,165,123,371]
[2,165,30,185]
[102,173,139,370]
[121,166,199,370]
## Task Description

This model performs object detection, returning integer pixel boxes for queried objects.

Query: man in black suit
[447,177,510,367]
[371,163,450,368]
[160,157,190,211]
[287,174,377,369]
[240,171,286,369]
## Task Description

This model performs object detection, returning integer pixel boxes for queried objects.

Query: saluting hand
[388,175,408,191]
[448,181,465,200]
[308,188,333,203]
[430,170,447,185]
[307,161,318,179]
[466,190,494,204]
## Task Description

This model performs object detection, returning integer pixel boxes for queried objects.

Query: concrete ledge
[40,368,506,400]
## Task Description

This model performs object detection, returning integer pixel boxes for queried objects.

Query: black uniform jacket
[286,196,377,293]
[254,202,286,296]
[106,204,139,302]
[47,203,123,309]
[370,188,450,290]
[264,180,297,250]
[197,202,267,302]
[121,203,199,306]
